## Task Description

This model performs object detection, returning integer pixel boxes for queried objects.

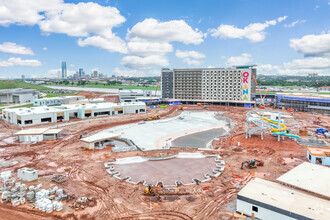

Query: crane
[252,75,268,108]
[154,75,161,97]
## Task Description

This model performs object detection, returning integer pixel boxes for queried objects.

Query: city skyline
[0,0,329,78]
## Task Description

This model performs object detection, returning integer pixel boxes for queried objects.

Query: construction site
[0,85,329,219]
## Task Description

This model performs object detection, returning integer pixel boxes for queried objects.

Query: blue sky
[0,0,329,78]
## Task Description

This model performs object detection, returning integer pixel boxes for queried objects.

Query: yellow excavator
[144,115,160,121]
[145,185,159,197]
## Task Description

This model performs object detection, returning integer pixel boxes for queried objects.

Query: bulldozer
[144,115,160,121]
[241,159,264,169]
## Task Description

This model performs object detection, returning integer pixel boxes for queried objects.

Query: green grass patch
[0,80,53,91]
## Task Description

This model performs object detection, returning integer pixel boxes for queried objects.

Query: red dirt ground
[0,103,329,219]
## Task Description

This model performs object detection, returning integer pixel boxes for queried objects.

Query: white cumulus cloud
[283,57,330,69]
[0,1,128,54]
[289,32,330,57]
[77,35,128,54]
[122,18,204,69]
[209,16,287,42]
[0,57,41,67]
[113,67,158,77]
[284,19,306,28]
[127,18,204,45]
[0,0,62,26]
[226,53,253,66]
[120,55,168,69]
[175,50,205,66]
[175,50,205,59]
[127,41,173,56]
[0,42,34,55]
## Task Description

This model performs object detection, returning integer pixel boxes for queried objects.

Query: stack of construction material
[1,182,27,206]
[1,179,65,212]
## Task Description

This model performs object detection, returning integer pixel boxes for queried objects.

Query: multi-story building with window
[161,66,256,106]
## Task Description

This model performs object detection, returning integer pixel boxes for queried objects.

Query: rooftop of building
[60,101,146,110]
[80,132,120,143]
[277,93,330,99]
[276,162,330,198]
[15,128,62,135]
[0,88,37,94]
[35,95,85,101]
[238,178,330,219]
[307,147,330,157]
[4,106,64,115]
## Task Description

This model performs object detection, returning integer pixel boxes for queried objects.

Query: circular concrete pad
[107,153,224,186]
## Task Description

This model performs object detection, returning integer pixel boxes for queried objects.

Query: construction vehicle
[144,115,160,121]
[178,105,183,110]
[241,159,264,169]
[145,185,159,197]
[144,185,190,198]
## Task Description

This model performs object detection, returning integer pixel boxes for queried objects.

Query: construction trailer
[0,88,39,104]
[237,162,330,219]
[307,147,330,166]
[80,133,120,149]
[17,167,38,182]
[15,128,62,143]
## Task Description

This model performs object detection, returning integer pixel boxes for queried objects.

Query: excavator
[145,185,160,197]
[144,115,160,121]
[241,159,264,169]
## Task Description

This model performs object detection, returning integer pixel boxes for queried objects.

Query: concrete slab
[106,111,229,151]
[107,153,224,186]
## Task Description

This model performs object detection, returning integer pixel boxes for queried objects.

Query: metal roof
[276,162,330,198]
[15,128,63,135]
[15,128,49,135]
[238,178,330,219]
[80,132,120,143]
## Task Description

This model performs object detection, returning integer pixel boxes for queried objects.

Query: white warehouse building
[2,102,146,126]
[0,88,39,104]
[236,162,330,220]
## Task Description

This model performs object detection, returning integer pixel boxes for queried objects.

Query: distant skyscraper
[93,70,98,78]
[21,75,25,81]
[79,68,83,77]
[61,61,67,78]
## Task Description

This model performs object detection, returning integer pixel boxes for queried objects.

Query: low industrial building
[17,167,38,182]
[2,106,69,126]
[33,95,85,106]
[275,93,330,114]
[236,162,330,219]
[15,128,63,142]
[3,102,146,126]
[307,147,330,166]
[80,133,120,149]
[119,89,152,102]
[0,88,39,104]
